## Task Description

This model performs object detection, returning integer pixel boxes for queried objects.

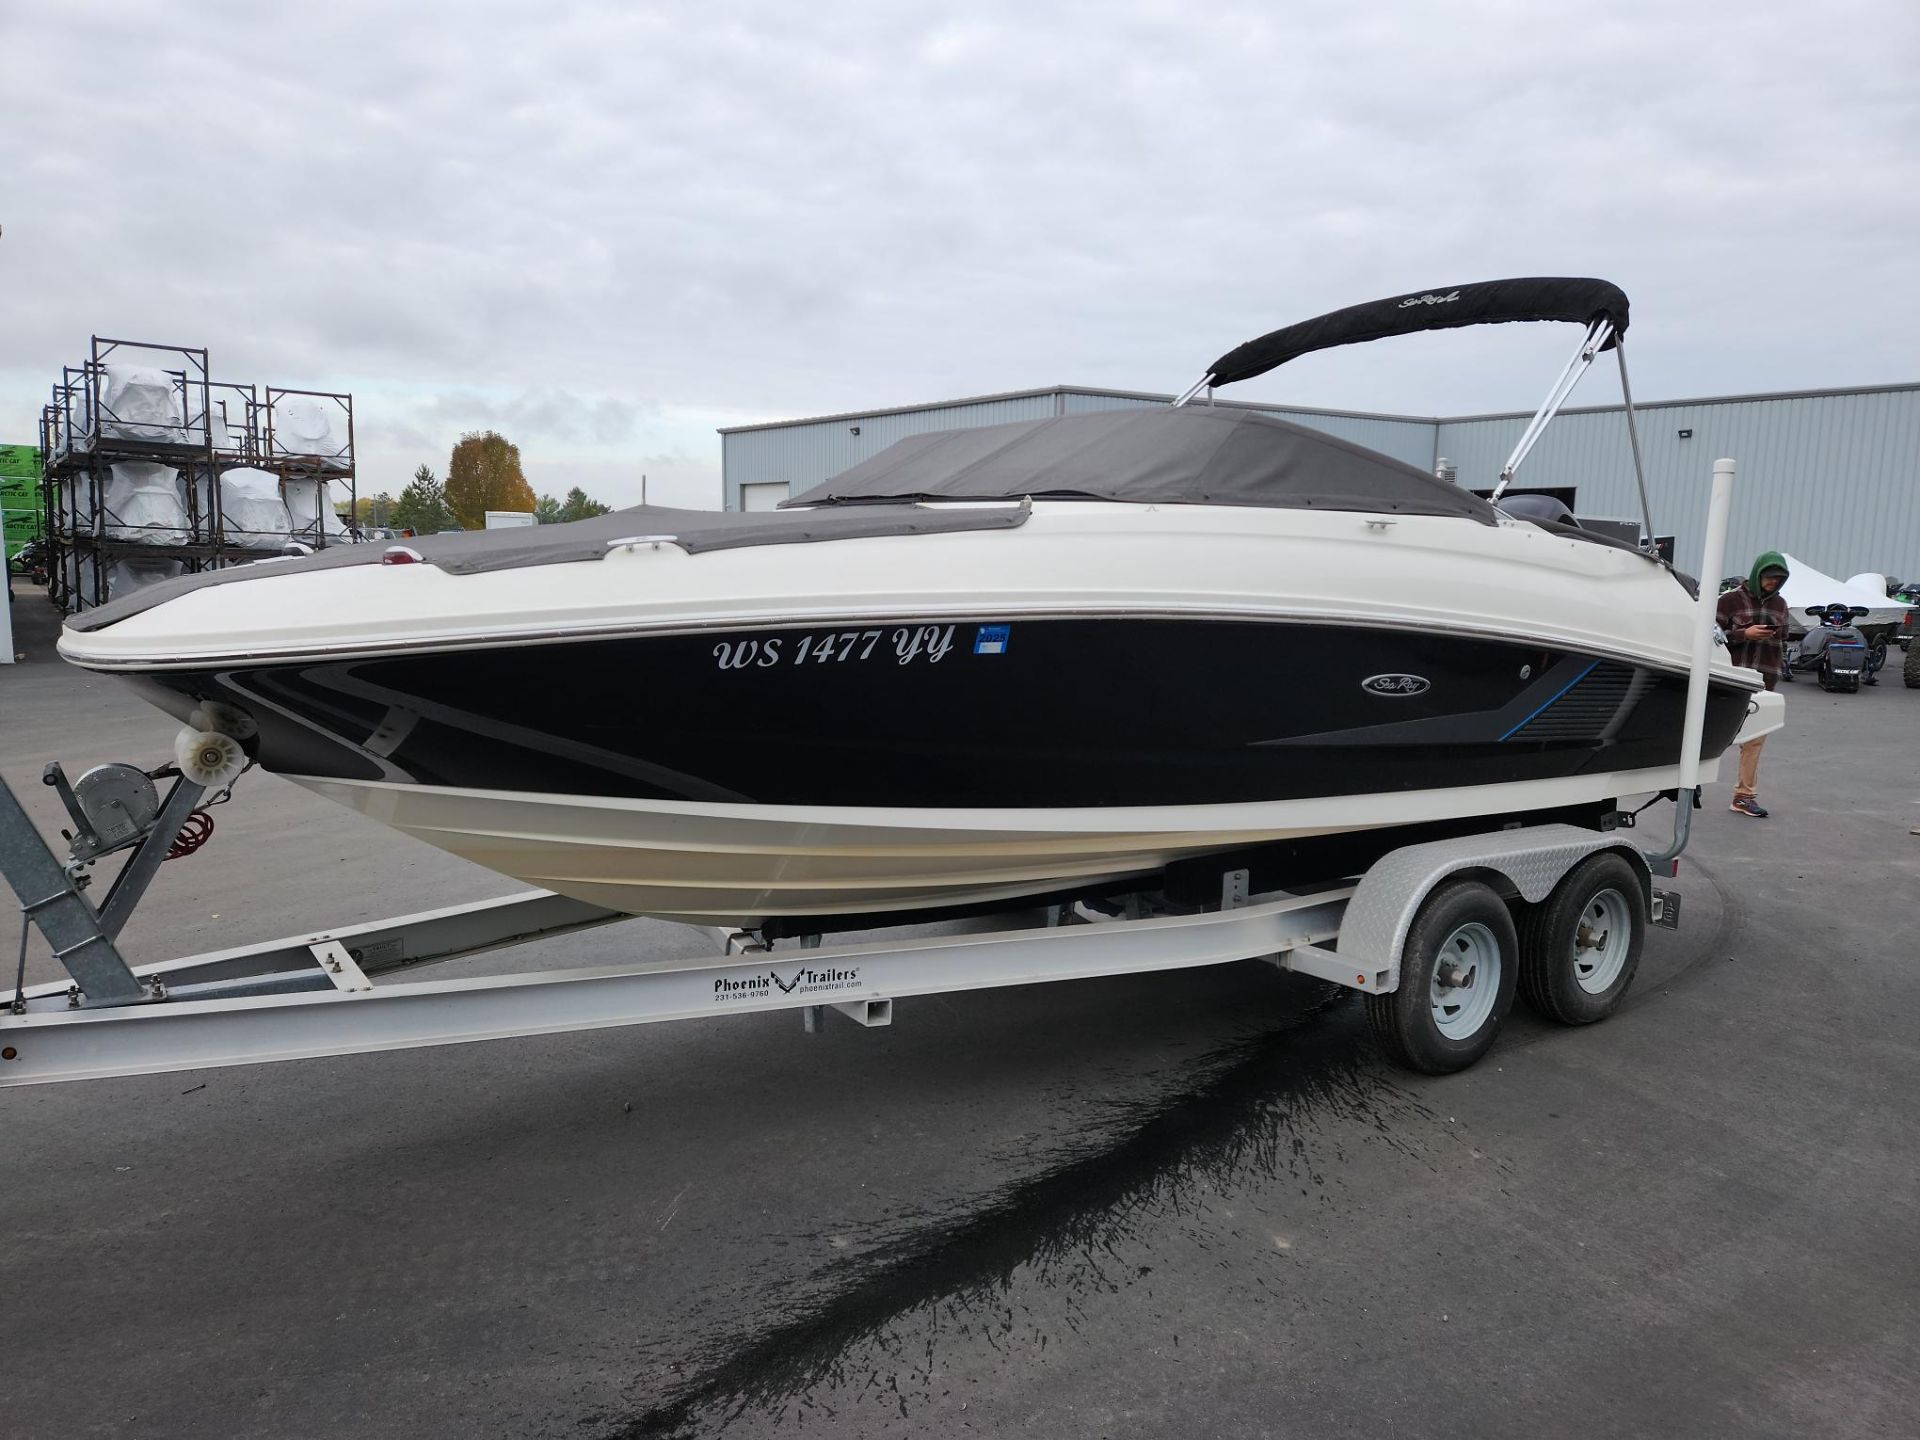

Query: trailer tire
[1366,879,1517,1075]
[1905,639,1920,687]
[1518,853,1645,1025]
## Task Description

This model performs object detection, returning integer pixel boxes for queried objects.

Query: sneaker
[1730,797,1769,818]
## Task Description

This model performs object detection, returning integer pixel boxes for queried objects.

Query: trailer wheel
[1904,638,1920,687]
[1518,853,1646,1025]
[1366,879,1517,1075]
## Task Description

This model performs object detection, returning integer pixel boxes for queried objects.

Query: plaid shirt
[1716,582,1788,689]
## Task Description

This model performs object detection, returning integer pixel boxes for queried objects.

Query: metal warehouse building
[722,382,1920,582]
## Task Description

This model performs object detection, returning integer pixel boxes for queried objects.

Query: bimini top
[1205,277,1630,389]
[787,405,1496,522]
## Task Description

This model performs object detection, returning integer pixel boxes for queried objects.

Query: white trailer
[0,792,1680,1088]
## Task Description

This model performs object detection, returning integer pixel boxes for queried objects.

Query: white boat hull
[292,725,1769,926]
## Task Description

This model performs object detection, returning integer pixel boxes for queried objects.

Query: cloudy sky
[3,0,1915,510]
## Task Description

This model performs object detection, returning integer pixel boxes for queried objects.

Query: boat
[57,278,1775,930]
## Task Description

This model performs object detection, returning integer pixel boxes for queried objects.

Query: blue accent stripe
[1499,661,1599,741]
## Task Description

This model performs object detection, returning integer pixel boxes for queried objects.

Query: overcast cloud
[3,0,1916,509]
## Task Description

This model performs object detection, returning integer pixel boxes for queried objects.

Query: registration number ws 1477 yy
[713,625,953,670]
[713,624,1013,671]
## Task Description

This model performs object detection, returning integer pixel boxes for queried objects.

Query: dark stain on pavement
[593,991,1438,1437]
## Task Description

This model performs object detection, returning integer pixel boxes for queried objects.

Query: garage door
[740,483,789,512]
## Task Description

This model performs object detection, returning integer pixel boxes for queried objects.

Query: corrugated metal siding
[725,385,1920,578]
[1436,388,1920,578]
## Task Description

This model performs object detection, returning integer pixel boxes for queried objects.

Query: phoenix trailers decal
[712,965,864,1005]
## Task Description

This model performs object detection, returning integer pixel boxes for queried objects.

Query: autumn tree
[444,431,536,529]
[392,464,456,533]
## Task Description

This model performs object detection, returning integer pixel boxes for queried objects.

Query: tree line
[348,430,617,533]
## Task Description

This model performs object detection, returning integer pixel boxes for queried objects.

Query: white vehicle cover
[68,470,95,529]
[100,364,184,443]
[1780,553,1916,632]
[1846,572,1906,601]
[57,399,93,456]
[283,476,352,542]
[102,462,189,544]
[107,556,186,599]
[70,550,100,609]
[271,395,350,469]
[217,467,294,548]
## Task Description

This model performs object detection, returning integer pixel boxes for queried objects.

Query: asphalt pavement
[2,583,1916,1439]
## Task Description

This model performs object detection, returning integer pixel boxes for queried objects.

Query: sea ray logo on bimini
[712,965,863,1005]
[1362,673,1431,696]
[1397,290,1461,308]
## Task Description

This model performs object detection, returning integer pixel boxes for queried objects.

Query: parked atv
[1783,603,1873,692]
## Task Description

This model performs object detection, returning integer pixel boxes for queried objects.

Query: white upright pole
[0,506,14,664]
[1679,458,1736,792]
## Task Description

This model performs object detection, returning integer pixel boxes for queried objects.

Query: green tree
[392,464,456,534]
[558,486,613,522]
[352,492,397,528]
[444,431,537,529]
[533,493,564,525]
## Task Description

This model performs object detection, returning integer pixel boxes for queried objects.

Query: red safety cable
[165,810,215,860]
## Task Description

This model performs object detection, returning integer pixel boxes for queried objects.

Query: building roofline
[717,385,1437,435]
[1439,379,1920,425]
[720,379,1920,437]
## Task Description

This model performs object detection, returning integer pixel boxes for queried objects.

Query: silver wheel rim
[1571,888,1632,994]
[1429,921,1502,1040]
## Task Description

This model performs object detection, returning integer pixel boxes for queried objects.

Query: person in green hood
[1714,551,1789,817]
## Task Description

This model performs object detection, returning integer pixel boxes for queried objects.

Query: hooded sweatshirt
[1716,549,1790,688]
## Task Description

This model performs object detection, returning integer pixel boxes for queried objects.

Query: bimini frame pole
[1491,317,1613,500]
[1614,341,1657,546]
[1645,457,1735,869]
[1171,374,1213,408]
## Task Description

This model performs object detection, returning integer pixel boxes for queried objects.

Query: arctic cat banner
[2,444,44,560]
[0,443,42,480]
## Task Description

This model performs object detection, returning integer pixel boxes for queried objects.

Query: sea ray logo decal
[1397,290,1461,308]
[1361,673,1431,696]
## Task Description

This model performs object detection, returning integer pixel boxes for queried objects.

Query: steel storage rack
[37,337,358,615]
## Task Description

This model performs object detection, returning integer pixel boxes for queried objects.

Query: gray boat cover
[787,406,1497,522]
[64,501,1032,633]
[69,407,1494,636]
